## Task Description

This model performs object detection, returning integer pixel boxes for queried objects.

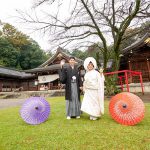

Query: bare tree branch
[16,0,149,71]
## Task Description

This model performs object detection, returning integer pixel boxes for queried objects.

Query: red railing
[104,70,144,94]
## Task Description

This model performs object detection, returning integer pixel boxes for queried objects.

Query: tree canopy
[0,22,49,70]
[0,37,19,67]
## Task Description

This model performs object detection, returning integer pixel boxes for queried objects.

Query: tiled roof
[122,33,150,54]
[25,63,81,73]
[0,66,35,79]
[39,47,83,67]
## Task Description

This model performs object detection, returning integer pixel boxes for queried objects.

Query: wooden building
[25,47,83,91]
[1,34,149,92]
[0,66,35,92]
[120,33,150,82]
[0,48,83,92]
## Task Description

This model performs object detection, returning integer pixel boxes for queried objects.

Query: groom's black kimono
[58,64,83,117]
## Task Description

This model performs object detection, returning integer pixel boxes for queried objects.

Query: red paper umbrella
[109,92,145,125]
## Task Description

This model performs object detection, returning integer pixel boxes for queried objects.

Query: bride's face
[87,62,94,71]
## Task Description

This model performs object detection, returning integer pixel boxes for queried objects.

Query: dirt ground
[0,98,26,110]
[106,93,150,102]
[0,93,149,110]
[135,93,150,103]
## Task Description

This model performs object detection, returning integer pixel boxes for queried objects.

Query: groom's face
[69,58,75,66]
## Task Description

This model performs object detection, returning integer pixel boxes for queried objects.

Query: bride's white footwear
[92,116,98,120]
[67,116,71,120]
[90,116,98,120]
[76,116,80,119]
[90,116,93,120]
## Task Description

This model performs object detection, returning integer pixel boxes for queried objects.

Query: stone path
[136,93,150,103]
[0,99,26,110]
[0,93,149,110]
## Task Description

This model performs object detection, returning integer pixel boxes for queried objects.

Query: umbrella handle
[122,104,127,108]
[35,107,39,110]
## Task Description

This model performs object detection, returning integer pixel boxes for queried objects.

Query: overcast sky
[0,0,109,52]
[0,0,56,51]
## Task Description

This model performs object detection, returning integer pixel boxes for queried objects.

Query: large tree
[2,23,30,49]
[0,22,48,69]
[19,40,48,69]
[0,37,19,67]
[17,0,149,71]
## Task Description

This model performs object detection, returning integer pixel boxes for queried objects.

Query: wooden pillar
[48,82,50,90]
[36,84,39,91]
[128,60,132,83]
[128,60,131,70]
[27,81,29,91]
[11,81,13,92]
[0,81,2,92]
[146,59,150,81]
[34,80,39,91]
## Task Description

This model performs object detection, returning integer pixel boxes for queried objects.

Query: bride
[81,57,105,120]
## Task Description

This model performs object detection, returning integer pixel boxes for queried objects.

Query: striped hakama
[66,81,81,117]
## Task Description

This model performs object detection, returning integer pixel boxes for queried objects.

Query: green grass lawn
[0,96,150,150]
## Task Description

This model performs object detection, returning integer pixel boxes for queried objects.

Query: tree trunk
[113,55,120,71]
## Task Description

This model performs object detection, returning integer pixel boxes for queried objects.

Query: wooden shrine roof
[39,47,83,67]
[25,64,61,73]
[25,63,82,73]
[0,66,34,79]
[122,33,150,55]
[25,47,83,73]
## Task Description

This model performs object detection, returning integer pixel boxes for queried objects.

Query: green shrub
[105,76,121,96]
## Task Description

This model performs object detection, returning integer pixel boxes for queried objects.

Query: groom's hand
[79,87,83,91]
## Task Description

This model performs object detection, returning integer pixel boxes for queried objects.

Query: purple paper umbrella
[20,97,50,125]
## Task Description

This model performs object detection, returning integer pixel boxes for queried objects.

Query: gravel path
[0,93,149,110]
[0,99,26,110]
[136,93,150,103]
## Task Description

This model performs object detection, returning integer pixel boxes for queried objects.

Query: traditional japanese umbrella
[109,92,145,126]
[20,97,50,125]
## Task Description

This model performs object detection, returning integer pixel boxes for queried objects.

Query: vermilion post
[139,73,144,95]
[119,76,124,91]
[125,71,129,92]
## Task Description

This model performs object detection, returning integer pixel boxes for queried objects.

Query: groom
[58,57,83,119]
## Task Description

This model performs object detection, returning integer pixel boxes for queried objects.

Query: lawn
[0,96,150,150]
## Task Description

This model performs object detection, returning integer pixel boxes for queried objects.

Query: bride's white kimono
[81,69,105,117]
